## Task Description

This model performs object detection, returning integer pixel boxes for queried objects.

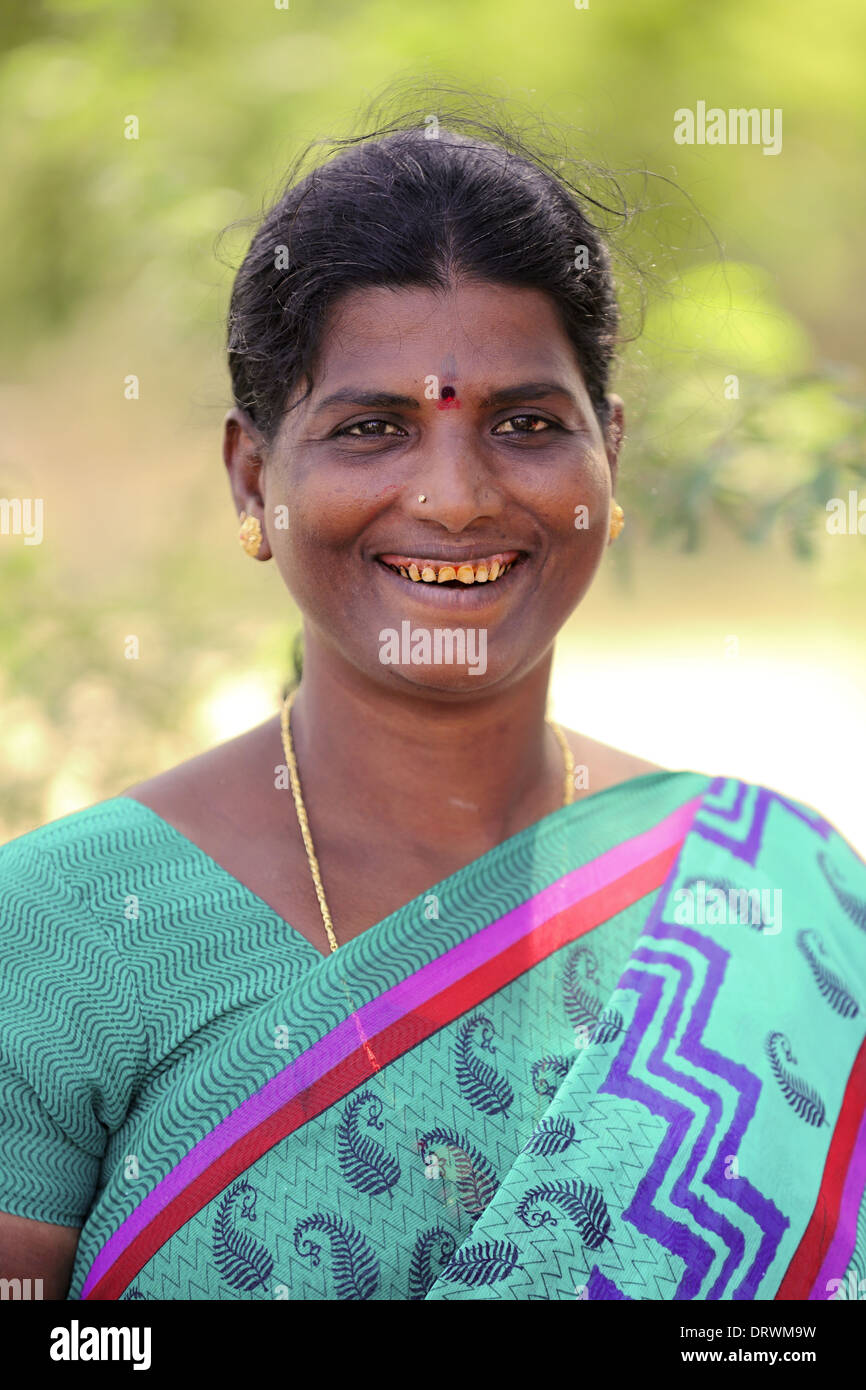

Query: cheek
[269,475,370,571]
[265,471,396,626]
[528,449,611,547]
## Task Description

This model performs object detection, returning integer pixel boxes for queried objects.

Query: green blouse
[0,795,321,1229]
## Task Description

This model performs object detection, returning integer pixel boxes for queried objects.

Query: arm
[0,1211,81,1300]
[0,827,146,1301]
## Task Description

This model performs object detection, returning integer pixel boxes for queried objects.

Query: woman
[2,108,865,1303]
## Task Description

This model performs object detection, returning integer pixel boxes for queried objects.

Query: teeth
[385,556,519,584]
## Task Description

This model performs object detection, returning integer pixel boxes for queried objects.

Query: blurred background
[1,0,864,851]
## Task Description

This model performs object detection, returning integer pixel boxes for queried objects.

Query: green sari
[3,771,865,1299]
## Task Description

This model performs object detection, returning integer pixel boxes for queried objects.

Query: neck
[286,635,566,866]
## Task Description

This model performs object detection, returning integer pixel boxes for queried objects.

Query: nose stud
[418,494,427,503]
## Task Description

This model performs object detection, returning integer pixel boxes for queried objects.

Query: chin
[371,646,547,697]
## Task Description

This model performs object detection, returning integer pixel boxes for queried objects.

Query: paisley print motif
[336,1089,401,1195]
[293,1212,379,1300]
[765,1031,827,1127]
[211,1181,274,1292]
[516,1179,612,1251]
[454,1012,514,1115]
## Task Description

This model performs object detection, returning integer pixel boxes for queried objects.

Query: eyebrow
[311,381,580,414]
[312,389,420,414]
[477,381,580,410]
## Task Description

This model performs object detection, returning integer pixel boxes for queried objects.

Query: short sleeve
[0,825,146,1226]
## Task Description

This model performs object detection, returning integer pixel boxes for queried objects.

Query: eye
[492,414,558,435]
[333,419,407,438]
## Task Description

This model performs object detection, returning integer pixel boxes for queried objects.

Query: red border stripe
[775,1034,866,1300]
[86,840,680,1299]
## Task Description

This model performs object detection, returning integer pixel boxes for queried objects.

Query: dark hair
[223,83,634,445]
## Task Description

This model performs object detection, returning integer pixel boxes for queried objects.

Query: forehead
[312,281,584,384]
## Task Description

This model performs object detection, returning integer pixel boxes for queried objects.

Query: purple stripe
[82,794,701,1296]
[704,778,748,823]
[696,784,832,867]
[812,1104,866,1300]
[605,844,788,1299]
[587,1266,632,1300]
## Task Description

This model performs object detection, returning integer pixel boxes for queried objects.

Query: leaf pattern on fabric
[416,1124,498,1217]
[516,1178,612,1250]
[293,1212,379,1300]
[765,1031,826,1127]
[562,944,604,1033]
[818,851,866,931]
[407,1225,458,1299]
[522,1115,576,1157]
[531,1053,574,1098]
[593,1007,624,1045]
[678,873,785,936]
[454,1012,514,1115]
[211,1181,274,1292]
[796,929,859,1019]
[439,1238,523,1288]
[336,1089,401,1196]
[680,874,739,895]
[561,944,624,1047]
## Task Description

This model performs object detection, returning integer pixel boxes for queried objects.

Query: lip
[374,552,530,608]
[376,548,524,567]
[378,544,522,572]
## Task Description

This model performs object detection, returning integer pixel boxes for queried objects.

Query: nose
[409,439,500,531]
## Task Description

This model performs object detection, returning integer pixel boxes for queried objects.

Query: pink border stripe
[81,794,701,1296]
[348,795,702,1042]
[811,1104,866,1299]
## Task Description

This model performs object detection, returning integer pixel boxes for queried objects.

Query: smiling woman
[1,88,865,1305]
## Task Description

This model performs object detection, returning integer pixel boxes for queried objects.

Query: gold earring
[238,509,263,558]
[418,494,427,503]
[609,500,625,541]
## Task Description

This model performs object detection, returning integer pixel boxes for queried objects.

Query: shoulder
[691,774,858,847]
[559,727,665,797]
[0,806,149,1231]
[0,798,167,1035]
[669,776,866,920]
[0,797,144,892]
[120,715,280,829]
[0,803,148,1103]
[0,799,152,978]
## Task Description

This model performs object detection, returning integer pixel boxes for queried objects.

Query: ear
[603,394,625,495]
[223,407,272,561]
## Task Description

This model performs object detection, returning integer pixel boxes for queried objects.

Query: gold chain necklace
[280,686,575,955]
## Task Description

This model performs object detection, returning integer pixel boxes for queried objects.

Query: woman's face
[227,279,623,697]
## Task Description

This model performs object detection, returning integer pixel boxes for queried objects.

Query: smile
[376,550,523,586]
